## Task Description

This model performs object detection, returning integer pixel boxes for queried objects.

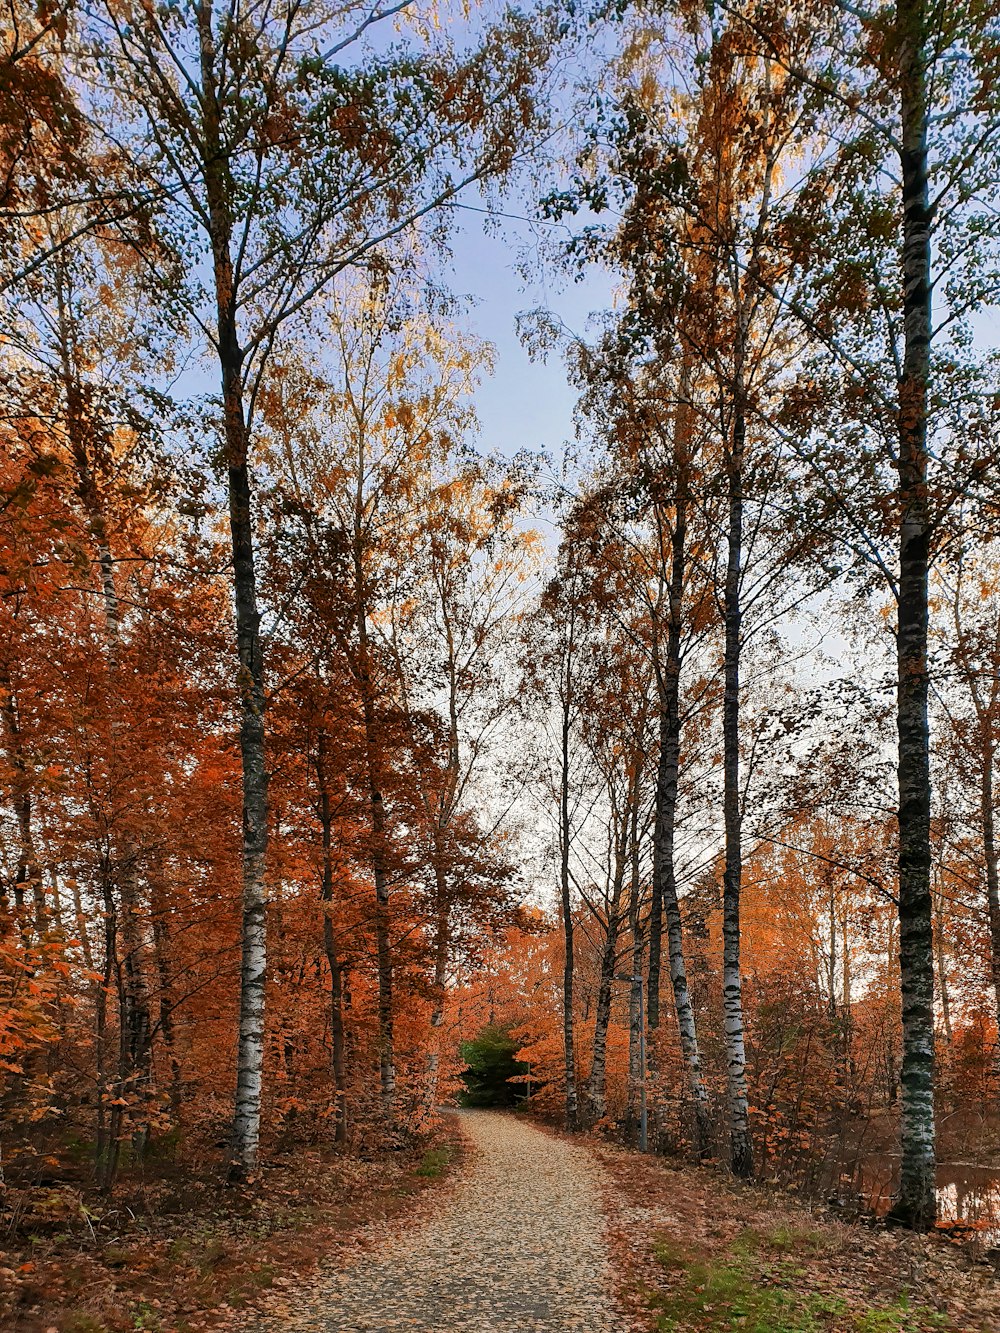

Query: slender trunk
[0,667,45,935]
[222,275,268,1177]
[70,875,94,971]
[317,731,348,1144]
[588,771,635,1124]
[841,912,855,1083]
[349,540,395,1117]
[194,4,269,1173]
[981,750,1000,1042]
[654,391,710,1159]
[95,858,119,1191]
[889,0,936,1229]
[627,928,645,1138]
[46,865,64,934]
[627,803,644,1140]
[359,656,395,1117]
[345,426,394,1120]
[559,642,578,1130]
[932,867,952,1047]
[423,858,450,1119]
[646,842,663,1035]
[722,389,752,1180]
[586,898,623,1125]
[149,880,183,1117]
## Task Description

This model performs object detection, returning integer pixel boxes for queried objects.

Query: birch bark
[652,374,710,1159]
[889,0,936,1229]
[196,1,269,1174]
[722,375,752,1179]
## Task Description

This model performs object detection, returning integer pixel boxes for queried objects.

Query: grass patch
[129,1300,163,1332]
[855,1298,950,1333]
[65,1318,109,1333]
[414,1146,452,1178]
[647,1228,950,1332]
[732,1224,834,1258]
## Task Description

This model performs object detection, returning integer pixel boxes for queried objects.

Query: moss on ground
[414,1146,453,1178]
[647,1224,951,1332]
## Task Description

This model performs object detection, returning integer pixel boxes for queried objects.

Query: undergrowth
[647,1225,951,1332]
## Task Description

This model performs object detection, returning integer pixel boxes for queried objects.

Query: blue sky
[442,211,615,466]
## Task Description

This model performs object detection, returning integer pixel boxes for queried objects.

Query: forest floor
[5,1111,1000,1332]
[597,1136,1000,1332]
[0,1122,464,1333]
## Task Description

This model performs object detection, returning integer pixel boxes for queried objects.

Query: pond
[861,1159,1000,1244]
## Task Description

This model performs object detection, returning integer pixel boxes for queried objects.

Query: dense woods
[3,0,1000,1307]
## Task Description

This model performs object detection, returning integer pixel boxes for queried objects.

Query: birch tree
[89,0,545,1170]
[719,0,1000,1225]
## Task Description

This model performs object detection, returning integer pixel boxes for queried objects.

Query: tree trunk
[352,575,395,1117]
[587,782,633,1124]
[361,671,395,1119]
[722,390,752,1180]
[559,642,578,1130]
[627,800,645,1141]
[888,0,936,1230]
[317,732,348,1145]
[194,3,270,1175]
[95,855,119,1191]
[586,906,622,1125]
[69,875,94,971]
[423,859,450,1121]
[653,395,710,1159]
[646,841,663,1035]
[0,666,45,935]
[227,438,268,1173]
[933,872,952,1047]
[980,749,1000,1042]
[149,877,183,1117]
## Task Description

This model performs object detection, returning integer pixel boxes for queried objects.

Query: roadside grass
[645,1224,952,1333]
[415,1146,453,1178]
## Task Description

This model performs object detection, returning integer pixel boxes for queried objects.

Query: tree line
[1,0,999,1235]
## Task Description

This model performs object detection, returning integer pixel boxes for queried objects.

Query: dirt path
[246,1110,632,1332]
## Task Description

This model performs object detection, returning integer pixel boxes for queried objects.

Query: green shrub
[457,1026,528,1108]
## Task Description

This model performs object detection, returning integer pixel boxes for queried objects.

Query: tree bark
[626,827,645,1141]
[722,387,752,1180]
[559,639,578,1130]
[980,748,1000,1041]
[586,837,628,1125]
[646,836,663,1036]
[653,385,710,1160]
[150,899,183,1117]
[932,876,952,1047]
[423,857,450,1121]
[0,666,45,935]
[352,550,395,1119]
[195,2,269,1174]
[317,731,348,1145]
[888,0,936,1230]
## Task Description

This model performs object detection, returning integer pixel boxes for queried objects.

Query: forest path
[247,1109,632,1332]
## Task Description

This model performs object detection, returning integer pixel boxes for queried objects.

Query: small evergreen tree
[458,1027,528,1107]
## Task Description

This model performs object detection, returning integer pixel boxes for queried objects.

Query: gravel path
[248,1110,631,1332]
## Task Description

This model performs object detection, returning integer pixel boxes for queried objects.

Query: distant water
[861,1159,1000,1243]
